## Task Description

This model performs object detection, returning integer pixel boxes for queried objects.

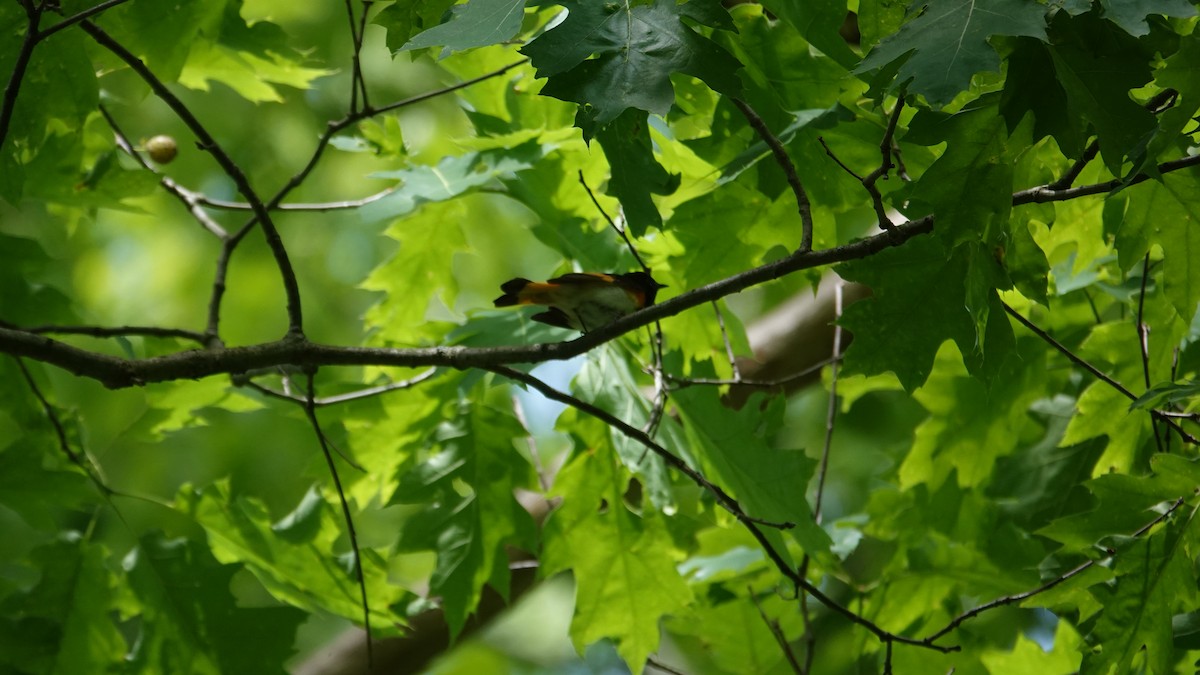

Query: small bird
[493,271,667,332]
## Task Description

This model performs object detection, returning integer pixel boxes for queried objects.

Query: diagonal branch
[488,365,959,655]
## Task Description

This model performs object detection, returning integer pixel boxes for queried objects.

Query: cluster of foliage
[3,0,1200,672]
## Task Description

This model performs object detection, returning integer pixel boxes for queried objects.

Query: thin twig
[861,95,906,232]
[1001,302,1199,444]
[712,301,742,382]
[246,367,437,406]
[1013,154,1200,205]
[749,586,803,674]
[663,356,840,390]
[303,373,373,668]
[646,657,689,675]
[98,104,231,240]
[0,3,42,151]
[343,0,369,113]
[578,170,649,272]
[190,186,399,213]
[15,322,208,344]
[922,496,1188,642]
[644,321,668,438]
[813,281,843,524]
[817,136,863,181]
[15,357,80,464]
[731,98,814,252]
[39,0,134,39]
[1136,254,1164,453]
[13,356,117,497]
[1048,141,1099,191]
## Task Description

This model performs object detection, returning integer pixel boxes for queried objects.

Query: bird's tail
[493,278,532,307]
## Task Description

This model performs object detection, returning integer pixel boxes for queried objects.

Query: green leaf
[1037,454,1199,551]
[523,0,743,126]
[179,42,333,102]
[1045,11,1156,173]
[124,533,306,674]
[981,619,1082,674]
[1098,0,1196,37]
[757,0,859,69]
[593,110,679,236]
[542,448,693,670]
[401,0,525,53]
[0,537,125,674]
[179,482,406,628]
[672,378,834,564]
[838,236,1016,391]
[568,346,677,509]
[103,0,226,81]
[905,98,1014,246]
[1081,506,1199,675]
[1130,380,1200,412]
[390,399,536,637]
[899,341,1046,490]
[361,140,551,223]
[1112,172,1200,319]
[372,0,458,52]
[856,0,1047,106]
[1001,38,1086,157]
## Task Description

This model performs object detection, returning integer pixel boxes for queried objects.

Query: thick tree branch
[0,217,932,388]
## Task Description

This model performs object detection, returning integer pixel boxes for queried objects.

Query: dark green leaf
[593,110,679,236]
[856,0,1047,106]
[523,0,743,125]
[401,0,525,53]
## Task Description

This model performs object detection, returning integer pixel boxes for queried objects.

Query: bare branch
[1136,254,1165,453]
[39,0,134,39]
[749,586,803,674]
[98,104,231,240]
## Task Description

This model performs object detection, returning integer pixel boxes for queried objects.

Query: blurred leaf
[179,482,406,629]
[179,42,333,102]
[124,533,306,674]
[0,537,125,674]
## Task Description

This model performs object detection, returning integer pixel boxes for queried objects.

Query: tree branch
[732,98,814,252]
[0,217,932,388]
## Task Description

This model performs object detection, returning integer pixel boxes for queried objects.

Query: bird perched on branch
[494,271,666,333]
